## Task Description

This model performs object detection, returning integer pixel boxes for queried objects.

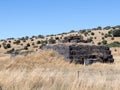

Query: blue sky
[0,0,120,39]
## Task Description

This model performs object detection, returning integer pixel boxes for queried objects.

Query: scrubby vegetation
[102,40,107,45]
[107,41,120,47]
[113,29,120,37]
[0,25,120,53]
[0,25,120,90]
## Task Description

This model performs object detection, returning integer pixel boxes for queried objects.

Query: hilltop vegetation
[0,25,120,55]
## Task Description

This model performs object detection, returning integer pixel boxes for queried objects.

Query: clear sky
[0,0,120,39]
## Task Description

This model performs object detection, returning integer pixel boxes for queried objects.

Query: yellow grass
[0,50,120,90]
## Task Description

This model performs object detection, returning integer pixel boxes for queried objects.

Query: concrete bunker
[42,44,114,65]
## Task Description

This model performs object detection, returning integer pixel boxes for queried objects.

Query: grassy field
[0,50,120,90]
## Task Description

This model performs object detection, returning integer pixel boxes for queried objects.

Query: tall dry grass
[0,50,120,90]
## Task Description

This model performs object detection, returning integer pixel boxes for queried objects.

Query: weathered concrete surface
[42,44,114,65]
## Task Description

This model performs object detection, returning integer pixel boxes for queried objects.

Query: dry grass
[0,50,120,90]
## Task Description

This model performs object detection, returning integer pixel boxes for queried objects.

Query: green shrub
[101,33,104,35]
[30,38,34,41]
[20,37,25,40]
[108,30,112,34]
[94,37,97,39]
[102,40,107,45]
[13,40,21,44]
[25,36,29,40]
[91,32,95,36]
[3,44,11,49]
[113,29,120,37]
[49,39,56,44]
[84,32,88,36]
[32,42,35,46]
[6,48,14,54]
[88,30,91,33]
[55,37,59,40]
[104,34,108,38]
[98,42,101,45]
[38,35,44,38]
[26,43,30,47]
[23,39,26,42]
[70,30,75,33]
[107,41,120,47]
[6,44,11,48]
[113,25,120,29]
[9,41,11,43]
[86,37,93,43]
[21,43,23,46]
[37,40,41,44]
[41,40,47,45]
[114,49,117,52]
[97,26,102,30]
[104,34,112,38]
[103,26,111,30]
[102,37,105,40]
[111,37,114,40]
[24,46,28,50]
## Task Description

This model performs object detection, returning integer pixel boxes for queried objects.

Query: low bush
[102,40,107,45]
[91,32,95,36]
[49,39,56,44]
[86,37,93,43]
[107,41,120,47]
[37,41,41,44]
[26,43,30,47]
[113,29,120,37]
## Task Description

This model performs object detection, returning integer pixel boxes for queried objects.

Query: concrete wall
[42,44,114,65]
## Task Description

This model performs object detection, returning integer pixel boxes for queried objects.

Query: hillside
[0,25,120,90]
[0,25,120,58]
